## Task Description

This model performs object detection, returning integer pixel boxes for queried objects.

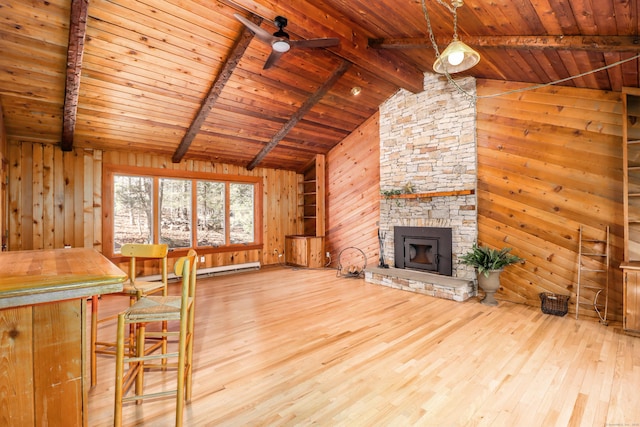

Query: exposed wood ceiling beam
[225,0,424,93]
[246,60,352,171]
[61,0,89,152]
[369,35,640,52]
[172,15,262,163]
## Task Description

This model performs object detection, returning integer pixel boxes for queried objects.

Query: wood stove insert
[394,226,452,276]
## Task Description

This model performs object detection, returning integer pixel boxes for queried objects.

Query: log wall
[476,79,624,319]
[7,143,300,273]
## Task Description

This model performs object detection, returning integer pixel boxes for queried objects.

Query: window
[196,181,225,247]
[104,166,262,256]
[159,178,192,249]
[230,183,254,244]
[113,175,153,245]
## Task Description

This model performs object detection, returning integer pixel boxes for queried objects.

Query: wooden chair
[114,250,198,427]
[90,243,169,387]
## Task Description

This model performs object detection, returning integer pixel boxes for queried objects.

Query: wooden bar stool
[90,243,169,387]
[114,250,197,427]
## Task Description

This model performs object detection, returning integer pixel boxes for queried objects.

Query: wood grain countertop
[0,248,126,309]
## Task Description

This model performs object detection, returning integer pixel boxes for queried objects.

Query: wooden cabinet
[621,87,640,335]
[2,300,85,426]
[0,249,126,426]
[300,154,325,237]
[621,265,640,335]
[285,235,324,268]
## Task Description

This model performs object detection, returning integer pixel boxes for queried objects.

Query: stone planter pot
[477,269,503,306]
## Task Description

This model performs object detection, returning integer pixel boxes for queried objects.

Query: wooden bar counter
[0,248,126,427]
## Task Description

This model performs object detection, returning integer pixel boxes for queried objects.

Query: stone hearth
[365,267,475,302]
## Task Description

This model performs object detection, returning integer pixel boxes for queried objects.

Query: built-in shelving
[287,155,325,268]
[621,86,640,336]
[298,155,325,237]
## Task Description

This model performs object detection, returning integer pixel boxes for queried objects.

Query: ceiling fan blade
[263,50,284,70]
[233,13,275,45]
[289,38,340,49]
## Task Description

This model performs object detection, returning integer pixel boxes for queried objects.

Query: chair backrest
[120,243,169,287]
[173,251,198,318]
[173,249,198,298]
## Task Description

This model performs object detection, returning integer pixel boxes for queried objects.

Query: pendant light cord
[420,0,640,101]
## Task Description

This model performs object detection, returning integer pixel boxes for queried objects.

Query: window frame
[103,165,263,259]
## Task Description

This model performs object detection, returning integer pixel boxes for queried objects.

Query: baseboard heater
[138,261,261,282]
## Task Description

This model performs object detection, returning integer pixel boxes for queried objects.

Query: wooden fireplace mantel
[385,189,475,199]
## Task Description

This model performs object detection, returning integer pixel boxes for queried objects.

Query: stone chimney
[378,73,478,281]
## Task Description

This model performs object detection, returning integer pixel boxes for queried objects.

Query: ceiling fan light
[433,39,480,74]
[272,40,291,53]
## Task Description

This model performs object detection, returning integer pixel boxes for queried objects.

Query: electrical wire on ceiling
[420,0,640,101]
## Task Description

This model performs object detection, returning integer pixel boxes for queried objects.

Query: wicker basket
[539,292,569,317]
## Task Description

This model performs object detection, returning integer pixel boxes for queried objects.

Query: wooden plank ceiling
[0,0,638,172]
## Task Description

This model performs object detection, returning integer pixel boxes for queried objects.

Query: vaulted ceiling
[1,0,638,172]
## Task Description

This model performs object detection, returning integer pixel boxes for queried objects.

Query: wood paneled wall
[0,104,6,251]
[6,143,300,272]
[476,79,624,319]
[324,80,625,320]
[5,78,627,319]
[325,112,381,269]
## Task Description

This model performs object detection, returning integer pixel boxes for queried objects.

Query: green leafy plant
[381,182,415,199]
[460,244,523,277]
[381,189,404,198]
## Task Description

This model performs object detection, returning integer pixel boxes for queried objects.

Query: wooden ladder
[575,225,610,325]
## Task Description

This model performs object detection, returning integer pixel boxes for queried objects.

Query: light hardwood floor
[87,266,640,426]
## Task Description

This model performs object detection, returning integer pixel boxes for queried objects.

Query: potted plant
[460,244,523,306]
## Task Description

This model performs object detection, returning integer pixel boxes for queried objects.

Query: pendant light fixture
[430,0,480,74]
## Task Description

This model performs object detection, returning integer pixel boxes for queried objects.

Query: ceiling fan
[234,13,340,70]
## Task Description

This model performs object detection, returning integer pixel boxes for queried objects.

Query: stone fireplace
[364,73,478,302]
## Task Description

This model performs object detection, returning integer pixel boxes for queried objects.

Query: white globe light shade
[447,50,465,66]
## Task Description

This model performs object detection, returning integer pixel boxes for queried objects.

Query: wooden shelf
[622,87,640,336]
[386,189,475,199]
[299,154,325,237]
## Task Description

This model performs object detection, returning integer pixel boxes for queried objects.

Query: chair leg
[175,317,188,427]
[135,322,146,402]
[128,296,137,357]
[162,319,168,368]
[185,307,196,401]
[114,314,126,427]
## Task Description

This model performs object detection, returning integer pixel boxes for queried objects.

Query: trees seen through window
[110,171,258,254]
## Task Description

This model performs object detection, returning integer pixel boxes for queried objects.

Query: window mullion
[153,176,160,244]
[225,181,231,246]
[192,179,197,248]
